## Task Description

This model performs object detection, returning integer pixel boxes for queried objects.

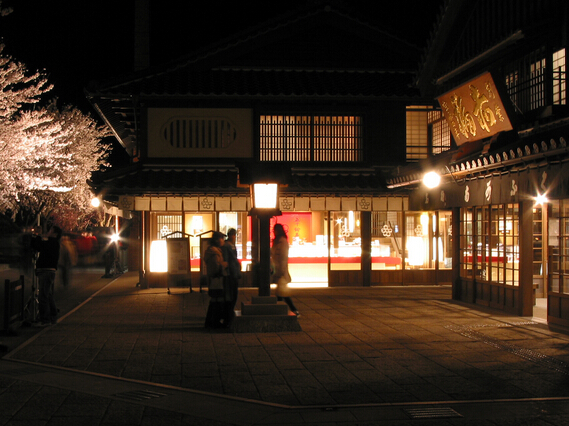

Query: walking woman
[204,231,229,328]
[271,223,299,316]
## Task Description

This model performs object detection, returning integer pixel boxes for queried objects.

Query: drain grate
[113,389,169,402]
[405,407,462,419]
[446,324,569,375]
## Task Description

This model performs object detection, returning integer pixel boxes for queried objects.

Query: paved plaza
[1,271,569,425]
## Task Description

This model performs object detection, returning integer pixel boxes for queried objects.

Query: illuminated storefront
[124,193,453,288]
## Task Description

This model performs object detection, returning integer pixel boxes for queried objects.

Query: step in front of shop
[231,296,301,333]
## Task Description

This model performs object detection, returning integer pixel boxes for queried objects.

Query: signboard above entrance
[438,72,513,146]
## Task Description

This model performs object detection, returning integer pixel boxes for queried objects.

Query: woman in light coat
[271,223,299,316]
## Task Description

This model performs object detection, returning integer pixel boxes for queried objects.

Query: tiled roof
[90,164,386,197]
[89,165,242,196]
[90,67,419,99]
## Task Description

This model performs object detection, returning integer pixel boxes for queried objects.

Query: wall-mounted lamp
[91,197,101,208]
[423,171,441,189]
[535,193,548,205]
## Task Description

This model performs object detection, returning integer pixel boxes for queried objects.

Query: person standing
[31,226,62,326]
[204,231,229,328]
[222,228,241,319]
[271,223,299,316]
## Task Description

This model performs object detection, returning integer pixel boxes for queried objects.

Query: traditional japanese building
[87,3,454,289]
[390,0,569,328]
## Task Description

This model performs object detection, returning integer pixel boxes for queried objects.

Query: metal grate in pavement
[405,407,462,419]
[113,389,169,402]
[446,324,569,375]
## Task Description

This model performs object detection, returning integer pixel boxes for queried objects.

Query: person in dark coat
[31,226,62,326]
[204,231,229,328]
[222,228,241,321]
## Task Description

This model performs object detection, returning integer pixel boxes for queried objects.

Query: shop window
[184,213,214,271]
[219,211,246,264]
[269,212,328,284]
[438,211,453,269]
[259,115,362,162]
[460,208,474,278]
[330,211,361,270]
[371,211,402,270]
[155,214,182,239]
[405,212,434,269]
[460,204,519,285]
[549,200,569,295]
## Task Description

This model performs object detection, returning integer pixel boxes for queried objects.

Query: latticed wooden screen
[259,115,362,162]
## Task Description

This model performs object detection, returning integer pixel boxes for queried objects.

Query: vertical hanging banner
[438,72,513,146]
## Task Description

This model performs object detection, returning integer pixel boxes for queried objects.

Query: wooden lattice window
[259,115,362,162]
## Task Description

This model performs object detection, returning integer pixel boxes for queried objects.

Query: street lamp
[249,183,281,296]
[423,171,441,189]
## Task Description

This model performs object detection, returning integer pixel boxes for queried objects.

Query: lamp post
[249,183,281,296]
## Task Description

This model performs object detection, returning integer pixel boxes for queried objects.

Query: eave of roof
[388,126,569,188]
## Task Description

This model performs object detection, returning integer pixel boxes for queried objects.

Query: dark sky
[0,0,442,114]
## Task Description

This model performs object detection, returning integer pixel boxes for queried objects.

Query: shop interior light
[423,171,441,189]
[149,240,168,272]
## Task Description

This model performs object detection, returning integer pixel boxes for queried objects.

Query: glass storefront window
[459,204,519,285]
[372,211,402,270]
[405,212,433,269]
[460,208,473,278]
[272,212,328,283]
[330,211,361,270]
[438,211,453,269]
[183,213,214,271]
[549,200,569,294]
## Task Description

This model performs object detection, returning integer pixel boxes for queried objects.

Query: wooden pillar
[451,207,461,300]
[361,211,371,286]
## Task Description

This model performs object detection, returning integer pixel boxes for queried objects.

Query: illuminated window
[459,204,519,286]
[259,115,362,162]
[156,214,182,239]
[549,200,569,295]
[406,106,452,161]
[530,57,546,110]
[504,47,561,113]
[553,48,566,105]
[429,109,452,155]
[406,106,429,160]
[371,211,402,270]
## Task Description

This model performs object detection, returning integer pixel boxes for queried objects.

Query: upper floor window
[406,106,452,161]
[505,47,567,113]
[259,115,362,162]
[553,48,566,105]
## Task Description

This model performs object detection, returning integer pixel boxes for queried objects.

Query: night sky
[0,0,442,115]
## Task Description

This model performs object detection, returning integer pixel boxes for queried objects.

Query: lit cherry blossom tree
[0,40,110,228]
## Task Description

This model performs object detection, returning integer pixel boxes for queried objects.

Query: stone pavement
[1,271,569,425]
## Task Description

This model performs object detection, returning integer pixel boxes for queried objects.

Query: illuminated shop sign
[437,72,513,146]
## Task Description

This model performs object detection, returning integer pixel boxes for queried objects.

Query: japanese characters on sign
[438,72,513,146]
